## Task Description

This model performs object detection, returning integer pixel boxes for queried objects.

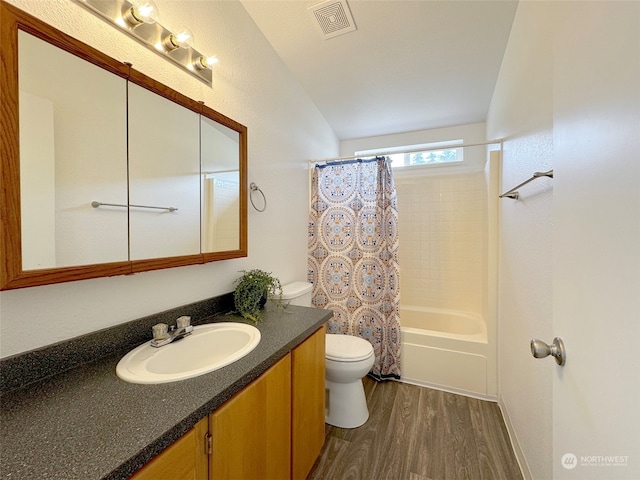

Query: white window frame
[355,139,464,170]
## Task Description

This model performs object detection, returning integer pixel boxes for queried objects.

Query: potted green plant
[233,269,284,323]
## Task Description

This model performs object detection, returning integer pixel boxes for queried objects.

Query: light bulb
[173,27,194,48]
[125,0,159,26]
[162,27,194,51]
[195,55,219,70]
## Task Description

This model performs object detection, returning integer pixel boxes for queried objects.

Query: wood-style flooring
[307,377,523,480]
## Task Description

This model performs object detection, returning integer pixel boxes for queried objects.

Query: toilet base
[325,378,369,428]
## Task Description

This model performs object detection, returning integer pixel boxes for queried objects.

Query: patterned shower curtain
[308,157,401,380]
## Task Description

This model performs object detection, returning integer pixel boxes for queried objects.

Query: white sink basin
[116,322,260,384]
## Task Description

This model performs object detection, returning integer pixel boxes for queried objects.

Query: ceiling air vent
[308,0,357,40]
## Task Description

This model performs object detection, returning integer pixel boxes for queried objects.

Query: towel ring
[250,182,267,212]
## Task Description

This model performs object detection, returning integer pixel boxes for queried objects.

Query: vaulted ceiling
[240,0,518,140]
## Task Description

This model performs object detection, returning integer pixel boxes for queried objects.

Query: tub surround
[0,298,331,479]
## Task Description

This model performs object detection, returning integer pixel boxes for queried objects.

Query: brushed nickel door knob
[531,337,566,366]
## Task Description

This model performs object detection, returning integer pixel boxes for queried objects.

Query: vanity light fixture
[78,0,214,85]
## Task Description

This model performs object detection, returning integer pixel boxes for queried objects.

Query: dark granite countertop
[0,302,331,479]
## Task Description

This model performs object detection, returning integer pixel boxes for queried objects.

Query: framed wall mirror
[0,2,248,290]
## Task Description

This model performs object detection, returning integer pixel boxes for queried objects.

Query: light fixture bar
[77,0,213,86]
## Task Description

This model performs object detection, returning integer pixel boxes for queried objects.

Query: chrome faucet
[150,316,193,347]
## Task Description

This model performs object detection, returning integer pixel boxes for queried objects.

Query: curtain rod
[309,140,503,165]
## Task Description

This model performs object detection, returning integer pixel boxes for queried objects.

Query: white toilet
[281,282,375,429]
[324,333,374,428]
[279,281,314,306]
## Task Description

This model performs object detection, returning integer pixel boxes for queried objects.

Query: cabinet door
[128,82,201,261]
[18,31,128,270]
[291,326,326,480]
[130,417,208,480]
[210,354,291,480]
[200,116,241,253]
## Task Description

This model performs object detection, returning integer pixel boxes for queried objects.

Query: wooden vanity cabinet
[129,417,208,480]
[130,326,326,480]
[291,326,326,479]
[210,326,326,480]
[210,354,292,479]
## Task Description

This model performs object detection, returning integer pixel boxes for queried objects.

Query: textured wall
[486,3,554,479]
[0,0,338,357]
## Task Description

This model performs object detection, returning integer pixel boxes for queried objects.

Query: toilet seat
[326,334,374,362]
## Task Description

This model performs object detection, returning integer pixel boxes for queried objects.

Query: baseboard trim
[400,377,498,402]
[497,393,532,480]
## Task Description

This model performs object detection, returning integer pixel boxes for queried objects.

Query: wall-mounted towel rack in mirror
[92,201,178,212]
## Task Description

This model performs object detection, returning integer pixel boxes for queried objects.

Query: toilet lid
[325,334,374,362]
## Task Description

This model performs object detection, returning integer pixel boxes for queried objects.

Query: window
[356,140,464,168]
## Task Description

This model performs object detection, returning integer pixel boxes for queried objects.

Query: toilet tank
[280,281,313,307]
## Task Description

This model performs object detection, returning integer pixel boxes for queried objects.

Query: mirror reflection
[19,30,128,270]
[128,83,201,260]
[200,116,241,253]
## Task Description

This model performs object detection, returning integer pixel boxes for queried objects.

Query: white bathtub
[400,306,489,397]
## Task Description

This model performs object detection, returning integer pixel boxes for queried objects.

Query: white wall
[551,2,640,478]
[0,0,338,358]
[486,3,554,479]
[488,2,640,479]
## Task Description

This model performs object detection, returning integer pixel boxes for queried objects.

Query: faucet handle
[152,323,169,341]
[176,316,191,329]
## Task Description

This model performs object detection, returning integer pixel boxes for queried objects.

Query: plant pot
[259,293,267,308]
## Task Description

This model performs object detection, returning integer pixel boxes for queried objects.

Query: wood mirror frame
[0,2,248,290]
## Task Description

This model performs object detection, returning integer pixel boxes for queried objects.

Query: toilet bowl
[325,333,375,428]
[279,283,375,429]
